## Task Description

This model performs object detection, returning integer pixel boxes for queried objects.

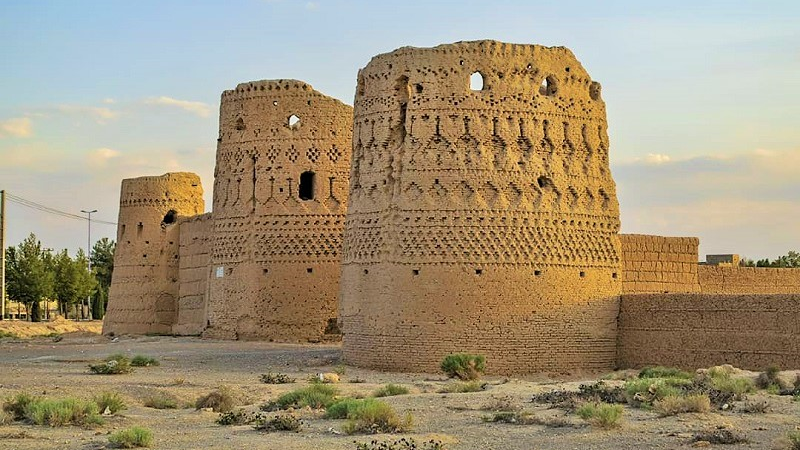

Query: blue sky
[1,0,798,259]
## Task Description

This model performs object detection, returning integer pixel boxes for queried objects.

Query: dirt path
[0,335,798,450]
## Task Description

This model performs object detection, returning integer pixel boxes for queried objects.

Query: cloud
[86,147,121,168]
[0,117,33,138]
[102,98,116,104]
[56,104,119,124]
[144,96,211,117]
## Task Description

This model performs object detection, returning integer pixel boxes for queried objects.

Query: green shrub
[254,413,303,432]
[24,397,103,427]
[94,392,126,415]
[263,384,338,411]
[109,426,153,448]
[143,391,178,409]
[130,355,160,367]
[653,394,711,416]
[195,386,239,413]
[440,354,486,380]
[624,377,690,404]
[576,403,623,429]
[0,330,17,339]
[373,384,410,398]
[708,373,754,400]
[3,393,39,420]
[354,439,446,450]
[259,373,295,384]
[89,354,133,375]
[325,398,368,419]
[639,366,692,380]
[788,430,800,450]
[438,381,486,394]
[340,399,412,434]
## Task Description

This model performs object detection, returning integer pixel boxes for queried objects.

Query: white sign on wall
[215,266,224,278]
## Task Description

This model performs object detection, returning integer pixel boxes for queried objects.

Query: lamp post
[81,209,97,320]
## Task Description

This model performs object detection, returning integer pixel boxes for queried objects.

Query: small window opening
[288,114,300,129]
[162,209,177,225]
[235,117,246,130]
[137,222,143,237]
[299,171,315,200]
[145,241,149,245]
[415,84,423,93]
[363,269,369,275]
[612,272,618,279]
[273,100,278,106]
[412,269,420,276]
[470,72,484,91]
[121,224,126,235]
[580,271,586,278]
[534,270,542,276]
[475,269,483,275]
[307,267,313,273]
[539,76,557,96]
[263,268,269,274]
[537,176,549,189]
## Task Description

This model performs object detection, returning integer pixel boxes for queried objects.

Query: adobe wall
[619,234,700,294]
[173,213,212,335]
[699,266,800,294]
[617,293,800,370]
[103,173,205,335]
[341,41,623,375]
[204,80,352,342]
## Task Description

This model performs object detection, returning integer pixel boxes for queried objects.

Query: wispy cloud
[56,104,119,124]
[86,147,121,168]
[0,117,33,138]
[144,96,211,118]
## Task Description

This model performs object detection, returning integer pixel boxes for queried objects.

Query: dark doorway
[299,171,315,200]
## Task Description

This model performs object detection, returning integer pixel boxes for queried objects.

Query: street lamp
[81,209,97,320]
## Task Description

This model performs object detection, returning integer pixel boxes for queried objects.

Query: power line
[4,192,117,226]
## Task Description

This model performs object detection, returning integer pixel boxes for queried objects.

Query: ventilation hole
[459,60,464,66]
[537,176,549,189]
[288,114,300,129]
[415,84,423,93]
[580,271,586,278]
[526,63,532,70]
[162,209,177,225]
[612,272,618,279]
[475,269,483,275]
[235,117,245,130]
[299,171,315,201]
[145,241,149,245]
[273,100,278,106]
[565,67,570,72]
[263,268,269,274]
[142,254,147,258]
[363,269,369,275]
[534,270,542,276]
[307,267,313,273]
[469,72,484,91]
[412,269,420,276]
[121,224,126,235]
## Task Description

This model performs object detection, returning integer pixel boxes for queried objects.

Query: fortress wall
[173,213,212,335]
[341,41,622,375]
[204,80,352,341]
[699,266,800,294]
[103,173,205,335]
[617,293,800,370]
[619,234,700,294]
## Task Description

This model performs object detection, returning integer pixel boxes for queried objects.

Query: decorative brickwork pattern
[341,41,622,375]
[103,173,204,335]
[204,80,353,341]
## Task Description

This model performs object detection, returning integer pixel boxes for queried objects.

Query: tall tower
[340,41,622,374]
[205,80,353,341]
[104,173,204,335]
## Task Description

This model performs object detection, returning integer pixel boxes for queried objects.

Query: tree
[90,238,115,319]
[772,250,800,268]
[74,248,97,319]
[6,234,54,322]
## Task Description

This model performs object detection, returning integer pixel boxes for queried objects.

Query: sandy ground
[0,317,103,338]
[0,331,799,450]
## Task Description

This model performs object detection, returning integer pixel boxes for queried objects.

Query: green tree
[74,248,97,319]
[6,234,54,322]
[53,249,80,318]
[90,238,115,319]
[772,251,800,268]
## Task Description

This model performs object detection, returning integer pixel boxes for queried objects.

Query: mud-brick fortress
[103,41,800,375]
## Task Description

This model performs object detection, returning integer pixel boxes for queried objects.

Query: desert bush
[578,381,627,404]
[706,372,754,400]
[440,354,486,380]
[340,400,412,435]
[480,396,522,412]
[3,392,39,420]
[482,411,573,427]
[354,438,446,450]
[575,403,623,429]
[349,377,367,384]
[217,409,262,426]
[94,392,126,415]
[438,381,486,394]
[143,391,178,409]
[638,366,692,380]
[741,400,770,413]
[788,430,800,450]
[0,409,12,425]
[325,398,368,419]
[130,355,160,367]
[0,330,18,339]
[24,397,103,427]
[109,426,153,448]
[195,386,239,413]
[373,384,410,398]
[89,354,133,375]
[653,394,711,416]
[334,364,347,376]
[624,377,690,404]
[691,429,748,445]
[262,384,338,411]
[254,413,303,432]
[259,373,295,384]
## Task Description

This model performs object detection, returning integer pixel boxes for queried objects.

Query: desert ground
[0,325,799,450]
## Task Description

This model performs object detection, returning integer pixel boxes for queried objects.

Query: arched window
[299,171,315,200]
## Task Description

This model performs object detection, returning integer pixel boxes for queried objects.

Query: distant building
[705,254,741,267]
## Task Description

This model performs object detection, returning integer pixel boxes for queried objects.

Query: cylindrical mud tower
[205,80,353,341]
[104,172,205,335]
[340,41,622,374]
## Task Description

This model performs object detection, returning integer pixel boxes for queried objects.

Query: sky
[0,0,798,260]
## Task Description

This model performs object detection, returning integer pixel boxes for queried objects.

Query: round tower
[340,41,622,374]
[205,79,353,341]
[103,172,204,335]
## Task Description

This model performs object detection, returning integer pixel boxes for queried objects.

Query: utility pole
[81,209,97,320]
[1,190,6,321]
